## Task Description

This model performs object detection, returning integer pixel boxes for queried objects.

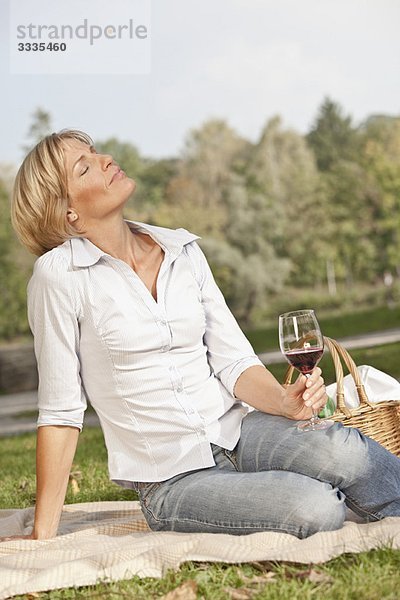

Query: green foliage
[5,101,400,337]
[307,97,360,171]
[247,116,330,287]
[161,119,248,238]
[306,98,400,292]
[138,157,178,207]
[0,181,31,339]
[359,117,400,275]
[246,304,400,353]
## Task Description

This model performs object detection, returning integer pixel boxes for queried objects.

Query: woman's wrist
[32,526,57,540]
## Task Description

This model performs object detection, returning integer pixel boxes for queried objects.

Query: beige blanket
[1,501,400,599]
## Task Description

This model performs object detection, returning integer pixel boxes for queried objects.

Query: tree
[202,172,290,324]
[0,180,30,338]
[139,158,178,205]
[307,98,359,171]
[307,99,374,288]
[360,116,400,277]
[154,119,247,235]
[323,161,377,284]
[22,107,52,154]
[245,116,330,288]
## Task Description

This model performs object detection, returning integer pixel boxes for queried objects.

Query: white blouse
[27,220,263,483]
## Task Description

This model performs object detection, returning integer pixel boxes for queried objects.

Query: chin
[126,177,136,194]
[119,178,136,204]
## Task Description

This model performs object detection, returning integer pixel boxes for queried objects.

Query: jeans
[135,411,400,538]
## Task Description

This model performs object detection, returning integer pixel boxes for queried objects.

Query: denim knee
[322,425,372,486]
[296,486,346,538]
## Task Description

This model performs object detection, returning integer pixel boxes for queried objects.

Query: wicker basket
[284,336,400,456]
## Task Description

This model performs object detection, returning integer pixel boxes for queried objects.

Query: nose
[99,153,113,170]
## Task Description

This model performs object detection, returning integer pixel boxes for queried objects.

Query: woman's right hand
[0,533,35,542]
[281,367,327,420]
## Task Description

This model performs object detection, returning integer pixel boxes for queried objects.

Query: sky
[1,0,399,166]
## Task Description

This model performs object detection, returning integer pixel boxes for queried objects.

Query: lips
[110,167,125,184]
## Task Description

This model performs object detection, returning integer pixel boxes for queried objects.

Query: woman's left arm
[188,242,327,420]
[233,364,327,420]
[188,243,265,394]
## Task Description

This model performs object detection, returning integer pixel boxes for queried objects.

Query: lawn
[246,305,400,353]
[265,342,400,385]
[2,304,400,598]
[1,428,400,599]
[6,549,400,599]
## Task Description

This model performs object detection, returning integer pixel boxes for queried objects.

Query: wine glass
[279,309,333,432]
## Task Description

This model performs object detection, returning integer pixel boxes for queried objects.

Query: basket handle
[283,335,373,417]
[326,337,372,407]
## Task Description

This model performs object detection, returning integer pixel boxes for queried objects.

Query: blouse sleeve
[185,241,264,397]
[27,252,86,430]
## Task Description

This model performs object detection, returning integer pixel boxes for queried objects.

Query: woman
[5,129,400,541]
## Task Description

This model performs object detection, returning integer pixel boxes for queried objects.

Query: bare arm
[32,425,80,539]
[0,425,80,542]
[233,365,327,420]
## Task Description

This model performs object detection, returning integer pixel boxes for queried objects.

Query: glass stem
[305,373,320,426]
[310,409,319,425]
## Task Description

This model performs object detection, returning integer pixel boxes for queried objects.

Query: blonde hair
[11,129,93,256]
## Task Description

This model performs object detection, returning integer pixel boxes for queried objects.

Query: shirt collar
[70,220,200,268]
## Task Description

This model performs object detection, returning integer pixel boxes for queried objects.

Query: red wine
[284,347,323,374]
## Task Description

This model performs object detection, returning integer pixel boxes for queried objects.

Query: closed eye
[80,147,96,175]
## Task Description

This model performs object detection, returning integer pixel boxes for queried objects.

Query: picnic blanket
[1,501,400,599]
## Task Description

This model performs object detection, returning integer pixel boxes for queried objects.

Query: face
[63,139,136,228]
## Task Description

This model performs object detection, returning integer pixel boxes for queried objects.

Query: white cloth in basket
[326,365,400,409]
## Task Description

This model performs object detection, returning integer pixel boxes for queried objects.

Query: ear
[66,209,79,224]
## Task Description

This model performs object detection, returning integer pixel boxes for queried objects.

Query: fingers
[302,367,327,411]
[305,366,322,387]
[306,387,328,413]
[0,534,33,542]
[286,367,328,416]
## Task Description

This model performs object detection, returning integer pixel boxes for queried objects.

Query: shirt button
[177,385,183,393]
[159,319,167,326]
[161,346,169,352]
[188,408,195,414]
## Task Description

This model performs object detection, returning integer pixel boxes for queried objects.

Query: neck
[83,215,130,252]
[80,215,157,269]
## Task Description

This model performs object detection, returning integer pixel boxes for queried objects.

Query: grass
[246,305,400,353]
[2,428,400,599]
[7,549,400,599]
[0,428,134,510]
[2,304,400,598]
[266,342,400,386]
